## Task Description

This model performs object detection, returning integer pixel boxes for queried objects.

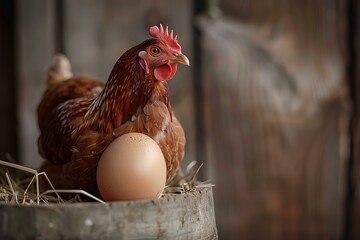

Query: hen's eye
[150,47,161,56]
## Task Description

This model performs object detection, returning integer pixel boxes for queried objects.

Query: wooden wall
[199,0,351,239]
[16,0,56,167]
[15,0,195,169]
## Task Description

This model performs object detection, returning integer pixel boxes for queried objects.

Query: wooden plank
[199,0,349,238]
[0,188,217,239]
[63,0,195,168]
[16,0,56,167]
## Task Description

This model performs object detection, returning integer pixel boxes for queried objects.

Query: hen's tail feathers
[46,54,73,87]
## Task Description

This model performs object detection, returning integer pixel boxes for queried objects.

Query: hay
[0,159,212,205]
[0,160,104,205]
[164,161,214,195]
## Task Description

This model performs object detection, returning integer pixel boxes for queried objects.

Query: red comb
[149,24,181,51]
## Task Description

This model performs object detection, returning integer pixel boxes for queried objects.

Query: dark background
[0,0,17,161]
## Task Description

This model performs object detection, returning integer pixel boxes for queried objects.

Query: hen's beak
[173,53,190,66]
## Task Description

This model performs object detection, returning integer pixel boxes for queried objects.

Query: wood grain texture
[0,188,217,240]
[199,0,349,238]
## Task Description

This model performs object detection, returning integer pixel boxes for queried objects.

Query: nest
[0,158,213,205]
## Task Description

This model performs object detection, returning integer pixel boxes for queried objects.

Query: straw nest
[0,157,212,205]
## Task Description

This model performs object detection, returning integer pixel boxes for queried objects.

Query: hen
[38,25,189,196]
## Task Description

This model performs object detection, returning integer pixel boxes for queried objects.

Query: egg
[96,132,167,202]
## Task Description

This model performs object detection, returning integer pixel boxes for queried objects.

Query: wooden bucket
[0,187,217,239]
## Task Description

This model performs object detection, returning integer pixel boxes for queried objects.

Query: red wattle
[154,64,177,81]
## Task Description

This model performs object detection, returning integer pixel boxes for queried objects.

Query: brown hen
[38,25,189,196]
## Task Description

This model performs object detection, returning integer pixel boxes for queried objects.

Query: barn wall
[200,0,350,239]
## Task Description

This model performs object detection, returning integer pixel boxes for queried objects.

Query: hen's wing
[37,77,104,164]
[37,77,104,131]
[113,101,185,180]
[39,94,116,194]
[39,98,114,194]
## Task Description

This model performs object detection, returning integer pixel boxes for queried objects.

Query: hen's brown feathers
[113,101,185,179]
[38,37,186,195]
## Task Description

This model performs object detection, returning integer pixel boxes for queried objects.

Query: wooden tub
[0,187,217,239]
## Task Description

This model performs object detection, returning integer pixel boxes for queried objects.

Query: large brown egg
[96,132,166,201]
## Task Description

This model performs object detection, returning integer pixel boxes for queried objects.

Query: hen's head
[138,24,189,81]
